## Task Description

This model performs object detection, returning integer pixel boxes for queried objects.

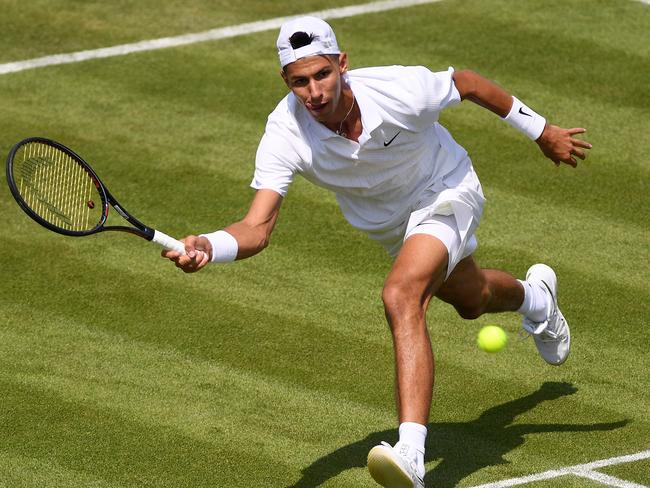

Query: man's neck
[324,86,361,141]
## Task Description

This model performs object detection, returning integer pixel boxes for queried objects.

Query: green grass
[0,0,364,63]
[1,1,649,486]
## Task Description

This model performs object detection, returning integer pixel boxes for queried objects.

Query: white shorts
[402,162,485,279]
[405,214,478,279]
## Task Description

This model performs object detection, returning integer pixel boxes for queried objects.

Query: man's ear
[338,53,348,74]
[280,68,290,88]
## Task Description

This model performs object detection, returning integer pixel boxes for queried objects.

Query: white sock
[517,279,548,322]
[397,422,426,476]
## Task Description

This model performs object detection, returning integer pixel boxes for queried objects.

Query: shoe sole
[367,445,414,487]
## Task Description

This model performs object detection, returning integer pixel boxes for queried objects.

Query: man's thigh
[384,234,449,310]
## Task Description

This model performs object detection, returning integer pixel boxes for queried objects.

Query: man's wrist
[199,230,238,263]
[503,96,546,141]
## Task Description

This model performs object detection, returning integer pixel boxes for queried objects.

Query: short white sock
[517,279,548,322]
[397,422,426,476]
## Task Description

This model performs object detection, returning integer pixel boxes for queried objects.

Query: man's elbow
[453,69,480,100]
[254,226,273,252]
[258,233,271,251]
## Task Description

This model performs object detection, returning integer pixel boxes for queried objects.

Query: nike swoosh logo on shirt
[518,107,532,117]
[383,131,401,147]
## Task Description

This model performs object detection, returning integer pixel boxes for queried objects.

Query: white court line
[574,470,648,488]
[0,0,443,76]
[470,449,650,488]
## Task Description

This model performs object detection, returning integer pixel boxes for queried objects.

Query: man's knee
[382,280,422,323]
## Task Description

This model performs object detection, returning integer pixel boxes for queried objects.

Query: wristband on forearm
[503,96,546,141]
[199,230,238,263]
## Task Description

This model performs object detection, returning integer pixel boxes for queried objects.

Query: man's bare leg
[383,236,527,423]
[436,256,525,319]
[382,234,448,423]
[370,235,529,486]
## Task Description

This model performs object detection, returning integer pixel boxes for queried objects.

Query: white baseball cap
[277,16,340,68]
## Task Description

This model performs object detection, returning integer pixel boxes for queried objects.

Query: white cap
[277,16,340,68]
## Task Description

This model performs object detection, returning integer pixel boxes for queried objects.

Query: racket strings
[15,142,101,232]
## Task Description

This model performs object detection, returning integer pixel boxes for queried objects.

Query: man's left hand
[536,125,592,167]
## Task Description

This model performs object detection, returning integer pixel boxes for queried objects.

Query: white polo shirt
[251,65,476,253]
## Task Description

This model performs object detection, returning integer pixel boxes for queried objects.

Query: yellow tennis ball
[477,325,507,353]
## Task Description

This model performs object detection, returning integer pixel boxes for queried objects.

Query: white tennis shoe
[521,264,570,365]
[367,442,424,488]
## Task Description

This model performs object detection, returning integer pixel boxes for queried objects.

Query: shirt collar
[348,74,382,145]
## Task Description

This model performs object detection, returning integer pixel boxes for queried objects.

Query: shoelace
[520,309,567,343]
[384,442,420,477]
[537,326,566,342]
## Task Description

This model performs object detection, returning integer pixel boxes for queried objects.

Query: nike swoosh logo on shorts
[383,131,401,146]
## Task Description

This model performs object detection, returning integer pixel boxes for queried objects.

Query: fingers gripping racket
[6,137,185,254]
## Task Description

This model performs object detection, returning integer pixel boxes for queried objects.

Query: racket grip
[152,230,186,254]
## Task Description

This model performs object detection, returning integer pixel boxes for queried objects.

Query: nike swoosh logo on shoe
[541,279,556,302]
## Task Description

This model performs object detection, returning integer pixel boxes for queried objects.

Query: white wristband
[503,96,546,141]
[199,230,238,263]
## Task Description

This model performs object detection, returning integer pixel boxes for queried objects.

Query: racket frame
[6,137,181,251]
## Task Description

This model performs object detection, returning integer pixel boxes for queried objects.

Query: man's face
[281,53,348,124]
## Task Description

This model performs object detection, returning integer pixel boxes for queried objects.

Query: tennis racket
[6,137,186,254]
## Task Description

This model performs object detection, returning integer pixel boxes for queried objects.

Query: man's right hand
[161,235,212,273]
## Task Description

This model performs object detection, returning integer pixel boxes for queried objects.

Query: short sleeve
[423,66,461,111]
[405,66,461,124]
[251,134,295,197]
[250,100,306,197]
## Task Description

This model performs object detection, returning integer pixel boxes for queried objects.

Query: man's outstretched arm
[452,69,592,167]
[162,188,283,273]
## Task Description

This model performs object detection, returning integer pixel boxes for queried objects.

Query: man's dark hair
[289,31,317,49]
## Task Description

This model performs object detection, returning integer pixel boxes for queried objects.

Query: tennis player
[163,17,591,487]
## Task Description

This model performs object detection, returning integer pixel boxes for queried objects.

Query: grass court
[0,0,649,486]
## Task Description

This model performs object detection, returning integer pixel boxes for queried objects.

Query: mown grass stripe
[0,0,443,75]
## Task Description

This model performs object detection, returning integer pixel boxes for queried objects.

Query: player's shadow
[287,382,628,487]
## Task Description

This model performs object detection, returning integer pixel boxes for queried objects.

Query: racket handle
[152,230,186,254]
